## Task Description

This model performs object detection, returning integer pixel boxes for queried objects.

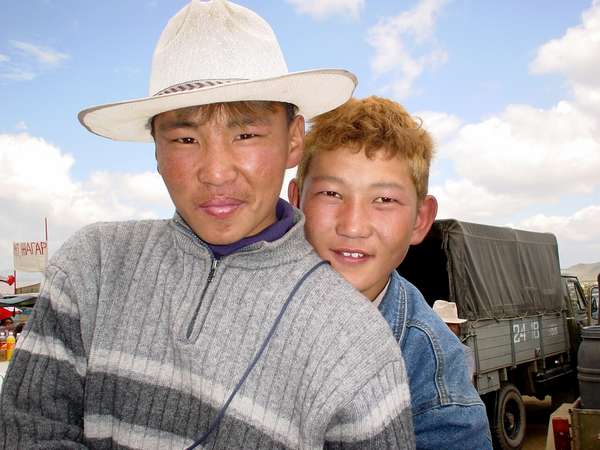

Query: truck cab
[562,275,590,328]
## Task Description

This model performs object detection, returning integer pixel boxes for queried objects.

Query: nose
[197,135,237,187]
[335,200,372,239]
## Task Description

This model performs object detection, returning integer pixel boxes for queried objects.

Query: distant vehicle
[398,219,592,450]
[590,285,598,320]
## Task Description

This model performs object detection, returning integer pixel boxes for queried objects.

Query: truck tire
[492,384,526,450]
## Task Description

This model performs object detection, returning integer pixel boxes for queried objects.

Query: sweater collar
[206,199,295,259]
[170,201,315,268]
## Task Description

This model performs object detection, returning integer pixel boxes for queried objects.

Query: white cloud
[10,40,69,66]
[431,178,524,223]
[367,0,450,99]
[287,0,364,20]
[514,205,600,266]
[530,0,600,112]
[417,110,462,148]
[443,101,600,198]
[516,205,600,243]
[1,41,68,81]
[0,68,35,81]
[0,133,172,270]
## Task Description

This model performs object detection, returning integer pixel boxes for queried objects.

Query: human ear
[287,178,300,208]
[410,195,438,245]
[286,115,305,169]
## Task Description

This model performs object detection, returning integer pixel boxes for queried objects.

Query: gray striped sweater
[0,213,414,449]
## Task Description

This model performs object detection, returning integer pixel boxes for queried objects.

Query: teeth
[342,251,364,258]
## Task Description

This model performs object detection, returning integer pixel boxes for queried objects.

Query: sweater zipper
[186,257,219,339]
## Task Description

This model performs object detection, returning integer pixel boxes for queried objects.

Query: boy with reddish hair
[289,96,492,449]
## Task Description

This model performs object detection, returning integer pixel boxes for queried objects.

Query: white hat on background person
[432,300,467,324]
[78,0,357,142]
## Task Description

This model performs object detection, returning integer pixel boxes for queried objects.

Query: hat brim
[78,69,357,142]
[443,318,467,324]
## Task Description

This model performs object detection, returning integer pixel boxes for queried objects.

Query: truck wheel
[492,384,526,450]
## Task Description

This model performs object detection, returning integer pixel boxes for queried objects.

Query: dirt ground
[523,396,553,450]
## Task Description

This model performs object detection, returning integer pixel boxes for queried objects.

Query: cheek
[374,212,414,251]
[157,152,194,191]
[237,148,287,186]
[303,200,336,232]
[158,158,184,184]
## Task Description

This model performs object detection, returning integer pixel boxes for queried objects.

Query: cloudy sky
[1,0,599,287]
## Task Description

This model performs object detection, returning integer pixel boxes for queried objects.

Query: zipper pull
[207,258,218,284]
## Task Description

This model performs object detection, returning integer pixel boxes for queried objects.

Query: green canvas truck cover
[397,219,564,320]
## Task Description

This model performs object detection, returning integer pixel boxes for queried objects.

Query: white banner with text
[13,241,48,272]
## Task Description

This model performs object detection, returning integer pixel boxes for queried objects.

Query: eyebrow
[310,175,344,184]
[157,119,199,132]
[311,175,407,191]
[226,115,272,128]
[157,115,272,132]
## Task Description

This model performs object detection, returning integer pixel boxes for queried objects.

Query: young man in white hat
[0,1,415,449]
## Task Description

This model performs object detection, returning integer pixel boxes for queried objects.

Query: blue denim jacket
[379,272,492,450]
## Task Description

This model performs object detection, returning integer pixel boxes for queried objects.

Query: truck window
[566,278,586,312]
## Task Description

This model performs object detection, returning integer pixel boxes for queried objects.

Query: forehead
[154,101,284,127]
[309,146,410,180]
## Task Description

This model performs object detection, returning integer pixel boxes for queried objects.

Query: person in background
[0,2,415,449]
[432,299,476,380]
[289,96,491,450]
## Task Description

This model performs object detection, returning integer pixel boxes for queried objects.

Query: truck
[397,219,593,450]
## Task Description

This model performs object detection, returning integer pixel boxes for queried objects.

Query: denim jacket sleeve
[414,403,491,450]
[378,272,492,450]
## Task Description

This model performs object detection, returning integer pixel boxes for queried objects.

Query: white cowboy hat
[78,0,357,142]
[432,300,467,324]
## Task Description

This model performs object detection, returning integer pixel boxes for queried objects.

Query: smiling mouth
[332,249,371,262]
[340,251,365,259]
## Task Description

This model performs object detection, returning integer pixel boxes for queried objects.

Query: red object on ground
[552,417,571,450]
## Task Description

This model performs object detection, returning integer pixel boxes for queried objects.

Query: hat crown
[432,300,466,323]
[149,0,288,96]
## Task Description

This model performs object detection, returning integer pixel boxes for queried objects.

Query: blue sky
[1,0,599,286]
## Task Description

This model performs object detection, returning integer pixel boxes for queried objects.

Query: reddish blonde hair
[297,96,434,200]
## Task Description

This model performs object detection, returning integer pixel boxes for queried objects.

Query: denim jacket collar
[378,271,408,344]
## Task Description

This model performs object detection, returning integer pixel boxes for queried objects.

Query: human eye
[236,133,258,141]
[173,137,197,144]
[374,196,397,204]
[319,190,342,199]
